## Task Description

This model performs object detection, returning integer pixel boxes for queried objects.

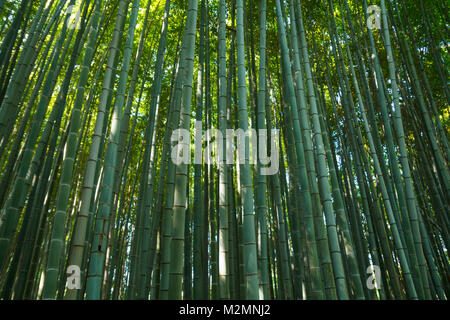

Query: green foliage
[0,0,448,300]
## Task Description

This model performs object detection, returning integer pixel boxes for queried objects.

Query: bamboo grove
[0,0,448,300]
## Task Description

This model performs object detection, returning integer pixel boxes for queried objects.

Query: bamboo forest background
[0,0,448,300]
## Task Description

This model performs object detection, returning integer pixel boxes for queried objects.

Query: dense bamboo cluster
[0,0,448,300]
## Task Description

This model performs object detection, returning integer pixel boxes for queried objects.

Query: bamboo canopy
[0,0,448,300]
